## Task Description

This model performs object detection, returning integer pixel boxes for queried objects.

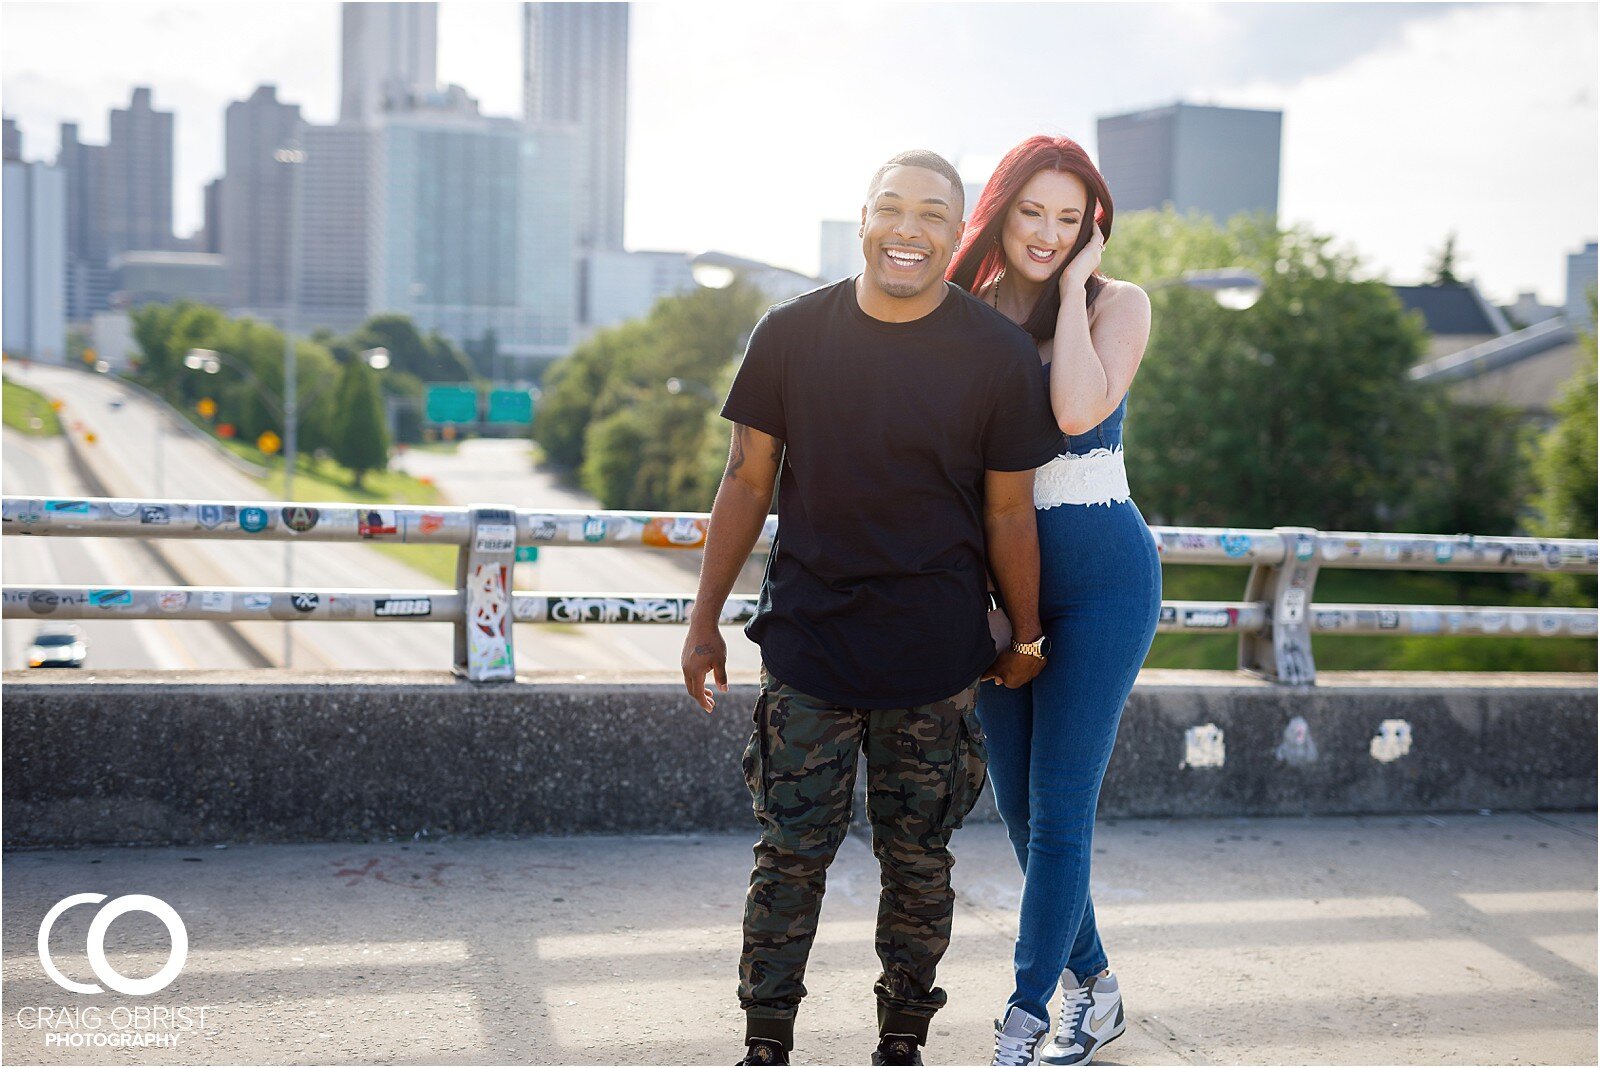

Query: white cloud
[1206,2,1598,304]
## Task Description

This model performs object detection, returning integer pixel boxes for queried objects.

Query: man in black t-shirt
[681,150,1064,1066]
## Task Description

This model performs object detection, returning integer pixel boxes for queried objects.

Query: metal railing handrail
[3,495,1595,685]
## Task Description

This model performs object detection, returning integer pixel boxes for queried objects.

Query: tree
[330,354,390,489]
[350,314,472,383]
[1106,211,1432,530]
[564,280,769,510]
[1530,317,1598,542]
[1427,232,1462,287]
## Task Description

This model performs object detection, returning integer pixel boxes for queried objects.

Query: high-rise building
[819,220,861,282]
[52,88,176,322]
[1096,102,1281,222]
[201,177,223,255]
[3,125,67,362]
[340,2,438,125]
[370,88,576,357]
[58,121,110,322]
[523,2,628,251]
[296,123,372,332]
[222,85,304,320]
[102,86,175,256]
[1566,241,1597,329]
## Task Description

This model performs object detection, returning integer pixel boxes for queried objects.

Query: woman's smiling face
[1000,169,1090,286]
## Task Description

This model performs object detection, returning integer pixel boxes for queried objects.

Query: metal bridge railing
[3,495,1595,684]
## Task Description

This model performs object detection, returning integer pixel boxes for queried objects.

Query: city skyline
[3,2,1596,305]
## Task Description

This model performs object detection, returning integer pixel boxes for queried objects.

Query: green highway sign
[425,385,478,424]
[487,388,534,425]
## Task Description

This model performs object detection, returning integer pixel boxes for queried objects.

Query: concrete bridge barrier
[3,670,1593,846]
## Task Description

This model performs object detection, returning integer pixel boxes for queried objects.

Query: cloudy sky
[3,1,1595,304]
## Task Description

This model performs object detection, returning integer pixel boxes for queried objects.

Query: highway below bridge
[1,363,762,676]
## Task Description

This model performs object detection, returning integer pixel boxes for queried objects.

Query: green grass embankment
[2,376,63,437]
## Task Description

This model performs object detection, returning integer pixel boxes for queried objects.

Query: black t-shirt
[720,278,1065,709]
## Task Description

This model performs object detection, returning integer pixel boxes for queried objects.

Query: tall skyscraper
[370,88,576,357]
[3,125,67,362]
[523,2,628,251]
[1096,103,1281,222]
[102,86,175,256]
[340,2,439,125]
[222,85,303,320]
[53,88,176,322]
[296,123,371,332]
[201,177,223,255]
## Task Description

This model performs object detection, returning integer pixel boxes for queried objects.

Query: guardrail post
[454,505,518,682]
[1238,526,1320,685]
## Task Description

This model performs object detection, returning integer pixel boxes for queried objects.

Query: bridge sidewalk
[2,812,1594,1066]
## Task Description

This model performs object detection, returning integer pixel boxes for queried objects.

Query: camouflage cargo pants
[739,667,987,1050]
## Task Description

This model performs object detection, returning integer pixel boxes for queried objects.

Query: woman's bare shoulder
[1088,278,1151,326]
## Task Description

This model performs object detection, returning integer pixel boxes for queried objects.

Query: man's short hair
[867,150,964,214]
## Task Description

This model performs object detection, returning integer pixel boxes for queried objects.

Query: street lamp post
[1150,268,1266,310]
[274,142,308,667]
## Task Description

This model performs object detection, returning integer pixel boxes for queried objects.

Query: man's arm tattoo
[727,425,749,478]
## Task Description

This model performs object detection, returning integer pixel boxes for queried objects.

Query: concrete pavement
[3,812,1593,1065]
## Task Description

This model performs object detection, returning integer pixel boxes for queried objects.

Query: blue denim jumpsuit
[975,384,1162,1024]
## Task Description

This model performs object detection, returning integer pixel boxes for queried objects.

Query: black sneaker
[872,1033,923,1066]
[738,1038,789,1065]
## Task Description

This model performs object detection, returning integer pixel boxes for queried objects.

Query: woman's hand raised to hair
[1060,223,1105,296]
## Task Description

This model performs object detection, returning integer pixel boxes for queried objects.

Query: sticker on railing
[1183,608,1235,629]
[196,504,235,530]
[474,523,516,554]
[239,507,270,533]
[375,598,431,618]
[359,510,398,538]
[1370,719,1413,763]
[1181,724,1225,769]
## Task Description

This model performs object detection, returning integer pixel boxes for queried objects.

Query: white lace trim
[1034,446,1132,509]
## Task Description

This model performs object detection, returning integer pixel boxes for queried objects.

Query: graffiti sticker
[290,592,320,613]
[239,507,270,533]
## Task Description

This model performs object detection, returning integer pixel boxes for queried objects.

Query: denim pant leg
[974,679,1034,873]
[1006,501,1162,1024]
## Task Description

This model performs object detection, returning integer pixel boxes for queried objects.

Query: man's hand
[682,627,728,713]
[981,648,1046,688]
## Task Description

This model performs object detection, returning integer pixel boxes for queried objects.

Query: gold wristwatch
[1011,634,1051,660]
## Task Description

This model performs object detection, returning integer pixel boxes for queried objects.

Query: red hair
[947,134,1113,340]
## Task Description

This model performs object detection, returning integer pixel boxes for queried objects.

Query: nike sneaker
[991,1005,1050,1066]
[1039,969,1125,1066]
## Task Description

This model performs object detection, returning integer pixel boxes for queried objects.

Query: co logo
[38,894,188,996]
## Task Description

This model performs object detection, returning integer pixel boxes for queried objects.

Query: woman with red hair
[948,135,1159,1067]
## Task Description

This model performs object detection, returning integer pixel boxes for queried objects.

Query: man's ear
[859,203,867,236]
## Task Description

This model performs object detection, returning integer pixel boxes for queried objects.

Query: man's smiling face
[859,165,964,302]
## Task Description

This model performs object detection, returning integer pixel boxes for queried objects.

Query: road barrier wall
[4,670,1592,846]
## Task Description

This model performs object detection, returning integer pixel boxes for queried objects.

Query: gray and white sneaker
[991,1006,1050,1066]
[1039,969,1125,1066]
